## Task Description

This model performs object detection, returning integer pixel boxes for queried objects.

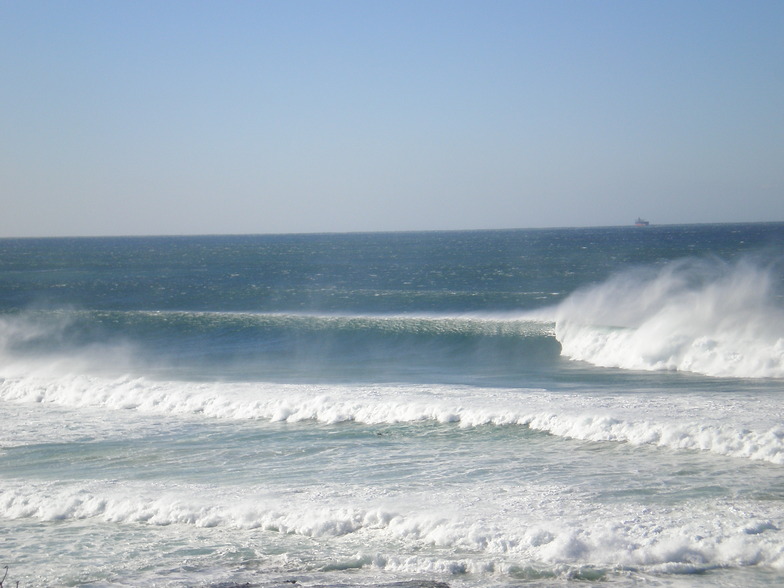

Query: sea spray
[554,256,784,377]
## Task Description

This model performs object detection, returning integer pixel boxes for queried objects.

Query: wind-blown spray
[554,256,784,377]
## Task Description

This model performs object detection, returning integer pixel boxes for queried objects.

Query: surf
[0,308,563,385]
[553,255,784,378]
[2,371,783,465]
[3,466,784,578]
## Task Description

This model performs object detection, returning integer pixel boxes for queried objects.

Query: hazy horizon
[3,219,783,242]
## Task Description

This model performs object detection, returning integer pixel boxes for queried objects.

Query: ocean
[1,223,783,587]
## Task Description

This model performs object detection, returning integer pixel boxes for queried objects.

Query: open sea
[1,223,784,588]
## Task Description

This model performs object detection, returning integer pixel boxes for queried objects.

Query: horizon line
[1,220,783,241]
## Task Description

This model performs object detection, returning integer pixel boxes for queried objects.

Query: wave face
[0,309,561,386]
[555,256,784,378]
[2,224,784,588]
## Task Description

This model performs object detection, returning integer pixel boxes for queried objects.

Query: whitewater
[1,224,783,587]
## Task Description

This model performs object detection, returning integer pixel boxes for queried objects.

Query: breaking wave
[0,309,561,380]
[1,374,782,464]
[2,478,783,575]
[554,256,784,378]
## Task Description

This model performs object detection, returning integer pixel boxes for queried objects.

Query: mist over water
[1,224,784,587]
[554,255,784,377]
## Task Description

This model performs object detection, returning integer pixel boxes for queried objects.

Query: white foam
[553,257,784,378]
[2,371,783,464]
[526,413,784,464]
[2,479,783,575]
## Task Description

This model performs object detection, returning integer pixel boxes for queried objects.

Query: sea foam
[554,256,784,378]
[2,372,783,464]
[2,478,783,575]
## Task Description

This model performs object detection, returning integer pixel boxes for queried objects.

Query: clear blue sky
[1,0,782,237]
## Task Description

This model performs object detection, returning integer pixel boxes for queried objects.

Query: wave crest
[554,256,784,378]
[2,375,783,464]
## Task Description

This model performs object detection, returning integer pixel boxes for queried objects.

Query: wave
[0,308,562,384]
[2,374,782,464]
[118,309,556,348]
[2,478,783,575]
[553,256,784,378]
[0,308,551,339]
[0,308,554,350]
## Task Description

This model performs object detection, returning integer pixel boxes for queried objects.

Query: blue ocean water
[1,223,783,587]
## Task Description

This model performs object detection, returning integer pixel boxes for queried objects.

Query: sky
[1,0,783,237]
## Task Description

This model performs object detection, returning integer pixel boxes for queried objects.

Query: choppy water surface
[1,223,783,587]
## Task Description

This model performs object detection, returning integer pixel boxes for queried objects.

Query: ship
[635,218,650,227]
